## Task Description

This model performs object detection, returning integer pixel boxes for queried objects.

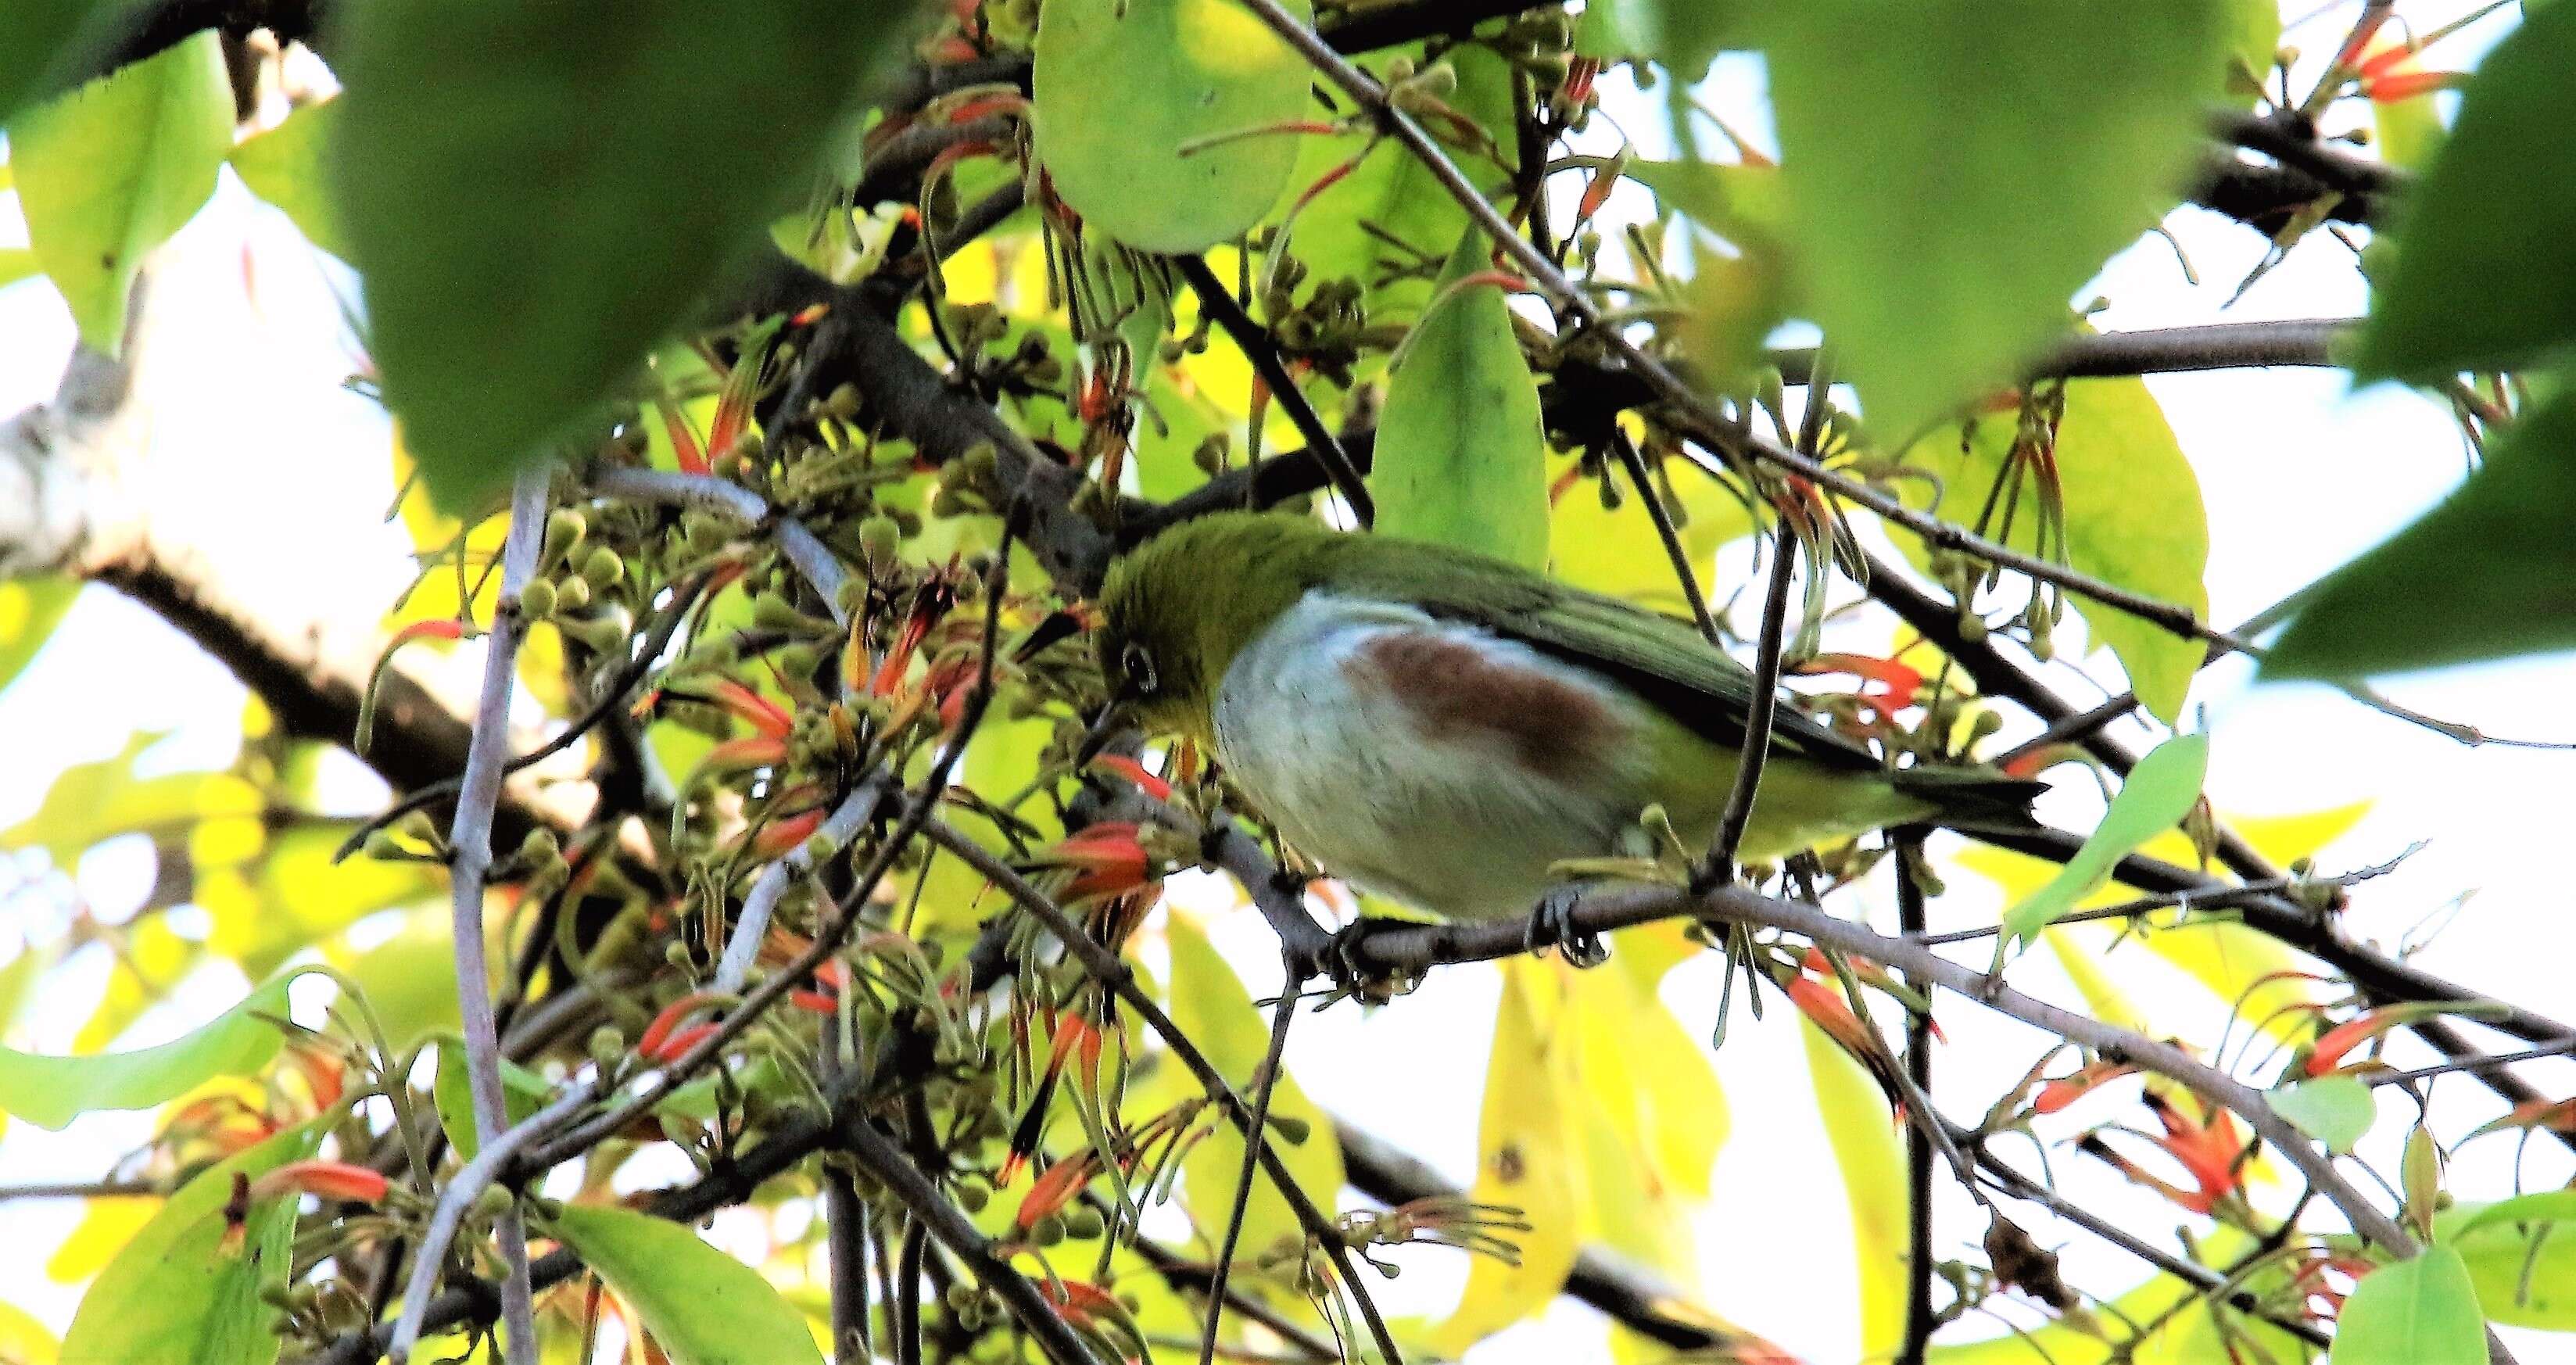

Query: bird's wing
[1327,540,1887,772]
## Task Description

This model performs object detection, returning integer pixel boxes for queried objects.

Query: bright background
[2,3,2570,1360]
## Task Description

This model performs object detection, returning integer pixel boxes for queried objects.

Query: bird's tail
[1890,765,2049,835]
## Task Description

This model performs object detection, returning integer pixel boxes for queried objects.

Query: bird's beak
[1070,697,1131,768]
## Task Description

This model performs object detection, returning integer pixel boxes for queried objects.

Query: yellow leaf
[1435,959,1584,1352]
[0,1298,59,1364]
[1548,453,1757,614]
[46,1195,159,1284]
[1802,1017,1911,1360]
[1164,913,1342,1270]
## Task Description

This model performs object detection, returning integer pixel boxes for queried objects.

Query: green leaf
[2267,1075,2377,1153]
[58,1120,321,1365]
[1164,913,1342,1266]
[1898,374,2209,722]
[8,32,233,353]
[2331,1245,2487,1365]
[0,973,292,1130]
[0,576,79,697]
[2450,1190,2576,1245]
[1031,0,1312,254]
[0,248,44,288]
[0,0,149,127]
[334,0,918,513]
[229,99,348,259]
[1575,0,1734,84]
[1999,733,2207,954]
[1752,1,2227,438]
[1374,228,1548,569]
[2352,2,2576,382]
[1277,42,1516,324]
[432,1037,551,1160]
[550,1203,825,1365]
[2265,391,2576,680]
[2438,1199,2576,1330]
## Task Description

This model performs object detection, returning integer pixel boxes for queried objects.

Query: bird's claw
[1524,886,1609,968]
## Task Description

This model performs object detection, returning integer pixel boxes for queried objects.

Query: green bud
[952,1182,991,1213]
[543,509,586,564]
[581,546,625,588]
[554,575,591,612]
[858,515,902,572]
[362,828,407,860]
[1267,1114,1311,1145]
[472,1185,515,1220]
[665,941,696,968]
[825,383,862,420]
[517,577,557,622]
[1062,1206,1105,1240]
[589,1026,626,1071]
[1029,1213,1066,1245]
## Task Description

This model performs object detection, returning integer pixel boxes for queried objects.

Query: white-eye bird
[1094,511,2041,941]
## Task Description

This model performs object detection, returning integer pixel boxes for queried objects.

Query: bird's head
[1093,512,1333,745]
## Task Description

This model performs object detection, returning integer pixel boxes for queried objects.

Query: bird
[1092,511,2041,957]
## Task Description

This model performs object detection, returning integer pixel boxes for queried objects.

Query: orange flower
[748,806,827,860]
[636,992,724,1059]
[1038,823,1157,905]
[656,396,709,475]
[1014,1153,1101,1230]
[710,679,794,739]
[1086,754,1171,803]
[249,1159,391,1206]
[2033,1059,2141,1115]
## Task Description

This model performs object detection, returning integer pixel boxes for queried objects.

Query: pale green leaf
[2330,1245,2486,1365]
[0,973,292,1130]
[0,1296,59,1365]
[2450,1190,2576,1245]
[1,732,260,867]
[2266,392,2576,680]
[1575,0,1734,84]
[58,1121,321,1365]
[2352,2,2576,381]
[228,99,347,259]
[1277,42,1516,323]
[1897,375,2209,723]
[1753,1,2228,437]
[550,1203,825,1365]
[1999,733,2207,953]
[2438,1199,2576,1330]
[432,1038,552,1161]
[2268,1075,2377,1153]
[334,0,921,511]
[1031,0,1311,254]
[8,32,233,353]
[1374,228,1548,569]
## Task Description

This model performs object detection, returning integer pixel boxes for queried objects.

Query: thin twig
[387,1081,600,1361]
[1700,534,1797,883]
[442,464,552,1365]
[1607,431,1719,644]
[1196,980,1299,1365]
[1175,256,1374,525]
[838,1113,1110,1365]
[1896,835,1937,1365]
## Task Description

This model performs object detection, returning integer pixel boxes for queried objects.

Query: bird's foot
[1524,885,1609,969]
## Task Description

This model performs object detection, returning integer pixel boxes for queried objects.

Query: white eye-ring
[1120,643,1159,695]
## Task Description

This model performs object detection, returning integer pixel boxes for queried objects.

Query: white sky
[2,3,2570,1360]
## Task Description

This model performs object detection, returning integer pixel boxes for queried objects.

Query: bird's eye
[1119,642,1159,696]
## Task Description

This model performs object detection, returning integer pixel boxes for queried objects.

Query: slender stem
[386,1082,601,1360]
[1896,836,1936,1365]
[837,1116,1107,1365]
[1196,982,1299,1365]
[442,464,551,1365]
[894,1216,928,1365]
[1700,535,1796,882]
[1175,256,1374,525]
[1607,431,1719,644]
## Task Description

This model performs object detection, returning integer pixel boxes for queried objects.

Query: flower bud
[517,577,557,622]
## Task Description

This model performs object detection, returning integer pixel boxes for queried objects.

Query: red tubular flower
[1041,823,1155,905]
[656,397,709,475]
[1086,754,1172,804]
[2473,1096,2576,1139]
[2362,68,2461,102]
[710,679,794,739]
[2033,1059,2142,1115]
[700,734,790,772]
[1792,653,1924,718]
[748,807,827,860]
[636,992,724,1059]
[1562,56,1599,105]
[1014,1153,1100,1229]
[389,618,466,647]
[2144,1092,2249,1208]
[250,1159,391,1206]
[1784,973,1875,1059]
[643,1021,721,1064]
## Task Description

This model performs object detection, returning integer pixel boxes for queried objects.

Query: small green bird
[1095,511,2041,942]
